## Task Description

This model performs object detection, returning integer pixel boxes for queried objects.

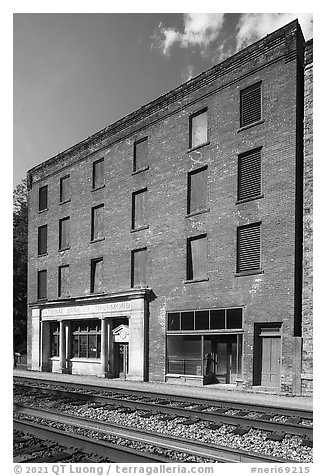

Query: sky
[13,11,313,187]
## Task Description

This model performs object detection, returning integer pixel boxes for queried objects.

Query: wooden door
[261,336,281,387]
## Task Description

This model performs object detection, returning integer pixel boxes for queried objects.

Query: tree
[13,178,28,354]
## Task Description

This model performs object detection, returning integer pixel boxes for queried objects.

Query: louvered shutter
[134,139,148,171]
[133,189,147,228]
[92,205,104,240]
[237,223,261,272]
[60,176,70,202]
[240,83,261,127]
[38,225,47,255]
[132,248,147,287]
[38,270,47,299]
[238,149,262,201]
[60,217,70,249]
[189,167,207,213]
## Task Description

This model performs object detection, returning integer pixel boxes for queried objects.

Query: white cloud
[181,64,195,82]
[236,13,313,51]
[156,13,225,55]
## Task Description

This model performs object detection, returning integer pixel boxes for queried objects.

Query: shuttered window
[188,166,207,214]
[37,270,47,299]
[134,138,148,171]
[39,185,48,211]
[237,223,261,273]
[91,204,104,241]
[58,265,69,297]
[187,235,207,280]
[238,148,262,201]
[91,258,103,293]
[59,217,70,250]
[240,83,262,128]
[38,225,47,255]
[93,158,104,189]
[60,175,70,202]
[132,189,147,229]
[131,248,147,287]
[190,109,208,149]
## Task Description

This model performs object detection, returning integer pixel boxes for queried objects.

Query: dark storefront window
[50,322,60,357]
[71,320,101,359]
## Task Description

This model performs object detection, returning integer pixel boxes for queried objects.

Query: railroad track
[14,377,313,443]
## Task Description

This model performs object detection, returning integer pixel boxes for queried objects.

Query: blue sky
[13,12,313,186]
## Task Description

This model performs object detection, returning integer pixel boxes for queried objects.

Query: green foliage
[13,178,28,353]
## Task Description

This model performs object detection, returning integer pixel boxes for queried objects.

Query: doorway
[254,324,281,388]
[204,335,242,384]
[115,343,129,378]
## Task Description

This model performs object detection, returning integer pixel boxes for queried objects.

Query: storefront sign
[42,301,132,318]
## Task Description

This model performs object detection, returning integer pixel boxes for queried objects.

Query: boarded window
[38,225,47,255]
[38,269,47,299]
[131,248,147,287]
[39,185,48,211]
[59,217,70,250]
[187,235,207,280]
[237,223,261,273]
[91,258,103,293]
[91,204,104,241]
[60,175,70,202]
[132,189,147,229]
[240,83,262,128]
[134,138,148,171]
[93,158,104,189]
[188,166,207,214]
[190,109,207,149]
[58,265,69,297]
[238,148,262,201]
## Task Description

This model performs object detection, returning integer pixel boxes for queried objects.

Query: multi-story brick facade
[26,20,313,395]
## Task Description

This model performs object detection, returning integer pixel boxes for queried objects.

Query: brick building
[26,20,313,395]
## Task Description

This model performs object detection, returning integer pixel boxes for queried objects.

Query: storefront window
[167,335,202,375]
[71,320,101,359]
[50,322,60,357]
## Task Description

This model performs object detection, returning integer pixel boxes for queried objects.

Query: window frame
[236,222,262,275]
[60,175,71,203]
[187,165,209,215]
[59,216,70,250]
[50,322,60,357]
[131,247,147,288]
[240,82,262,129]
[186,234,208,282]
[37,269,47,300]
[90,257,103,294]
[131,188,148,231]
[237,147,263,203]
[92,158,104,190]
[38,185,48,212]
[133,137,148,172]
[58,264,70,298]
[71,320,101,359]
[189,108,208,150]
[91,204,105,242]
[37,224,48,256]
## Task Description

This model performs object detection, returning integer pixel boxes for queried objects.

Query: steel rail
[14,382,313,440]
[14,404,299,463]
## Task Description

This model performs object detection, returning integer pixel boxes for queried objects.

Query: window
[186,235,207,280]
[131,248,147,287]
[50,322,60,357]
[189,109,208,149]
[38,225,47,255]
[91,204,104,241]
[60,175,70,203]
[133,138,148,171]
[92,158,104,189]
[238,148,262,201]
[167,308,243,331]
[240,82,262,128]
[39,185,48,211]
[91,258,103,293]
[59,217,70,250]
[58,265,69,297]
[237,222,261,273]
[132,189,147,229]
[37,269,47,299]
[72,320,101,359]
[187,166,208,214]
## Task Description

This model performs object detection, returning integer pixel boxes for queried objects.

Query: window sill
[187,141,210,153]
[130,225,149,233]
[237,119,265,133]
[38,208,48,214]
[68,358,101,363]
[59,199,71,205]
[59,247,70,252]
[184,277,209,284]
[92,185,105,192]
[132,165,149,175]
[49,357,59,361]
[186,208,210,218]
[235,269,264,277]
[236,194,264,205]
[38,252,48,257]
[37,298,47,302]
[90,237,105,244]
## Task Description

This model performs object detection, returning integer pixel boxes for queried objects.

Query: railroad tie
[285,416,302,425]
[268,433,285,442]
[206,423,223,430]
[301,439,313,447]
[233,427,250,436]
[182,418,200,425]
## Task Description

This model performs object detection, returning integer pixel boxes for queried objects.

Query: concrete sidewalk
[13,368,313,412]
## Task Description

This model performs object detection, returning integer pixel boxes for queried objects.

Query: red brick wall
[27,21,309,395]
